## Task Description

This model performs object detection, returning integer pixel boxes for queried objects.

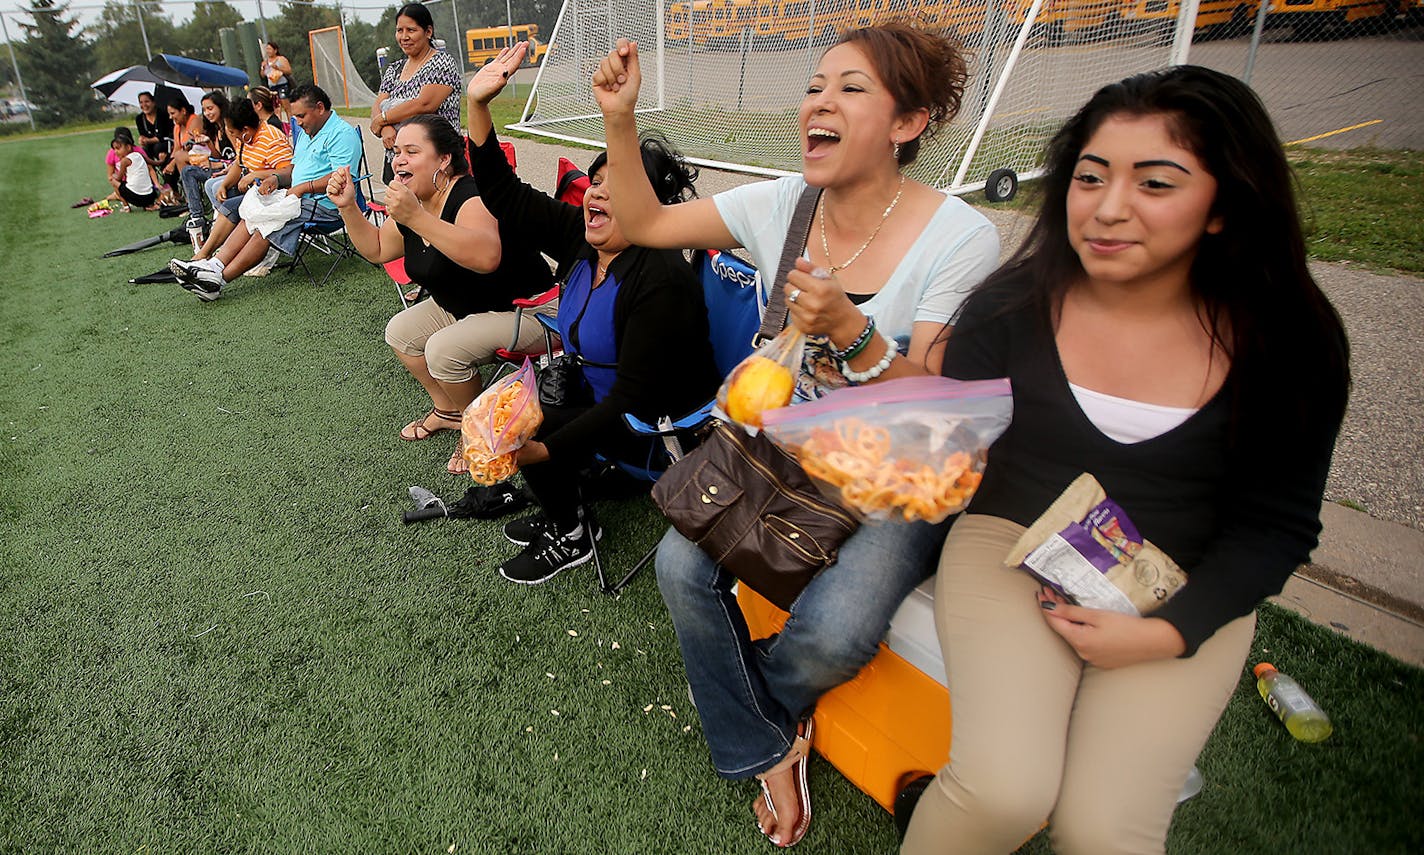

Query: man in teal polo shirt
[170,83,363,301]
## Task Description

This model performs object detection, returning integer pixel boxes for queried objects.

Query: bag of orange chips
[461,358,544,485]
[761,376,1012,523]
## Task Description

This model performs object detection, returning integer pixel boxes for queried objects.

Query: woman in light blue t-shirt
[592,21,999,849]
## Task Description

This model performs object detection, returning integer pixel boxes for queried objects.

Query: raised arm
[592,39,734,250]
[465,43,526,148]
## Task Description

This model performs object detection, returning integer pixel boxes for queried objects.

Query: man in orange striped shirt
[190,98,295,261]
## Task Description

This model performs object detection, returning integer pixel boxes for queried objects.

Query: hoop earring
[892,140,902,162]
[434,170,451,192]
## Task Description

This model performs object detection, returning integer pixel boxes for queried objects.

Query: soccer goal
[512,0,1200,198]
[310,26,381,110]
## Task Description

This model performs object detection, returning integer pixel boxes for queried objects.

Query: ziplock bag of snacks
[760,376,1012,523]
[461,358,543,485]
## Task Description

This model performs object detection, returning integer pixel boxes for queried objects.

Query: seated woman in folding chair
[185,98,294,264]
[325,114,555,475]
[169,84,362,302]
[466,50,721,585]
[591,22,1000,848]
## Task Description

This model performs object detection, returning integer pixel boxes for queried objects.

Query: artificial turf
[2,130,1421,853]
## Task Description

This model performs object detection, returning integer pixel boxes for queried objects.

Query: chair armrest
[512,285,561,309]
[623,400,716,436]
[535,313,559,334]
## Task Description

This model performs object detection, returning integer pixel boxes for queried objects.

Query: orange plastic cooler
[738,579,951,811]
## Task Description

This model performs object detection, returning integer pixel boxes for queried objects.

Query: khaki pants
[384,297,558,384]
[902,514,1254,855]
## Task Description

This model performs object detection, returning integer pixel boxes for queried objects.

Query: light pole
[133,0,152,60]
[0,11,36,130]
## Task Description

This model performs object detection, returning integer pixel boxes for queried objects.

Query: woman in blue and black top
[467,47,720,586]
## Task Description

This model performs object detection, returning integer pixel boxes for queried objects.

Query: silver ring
[788,288,801,304]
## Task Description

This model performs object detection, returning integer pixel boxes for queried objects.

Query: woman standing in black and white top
[372,3,462,183]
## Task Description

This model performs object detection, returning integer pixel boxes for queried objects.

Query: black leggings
[118,184,158,208]
[519,402,663,532]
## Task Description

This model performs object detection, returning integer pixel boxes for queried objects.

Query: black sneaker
[503,513,603,547]
[498,524,597,585]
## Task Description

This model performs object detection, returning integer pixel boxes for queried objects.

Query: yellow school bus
[1123,0,1263,37]
[466,24,548,68]
[1266,0,1392,27]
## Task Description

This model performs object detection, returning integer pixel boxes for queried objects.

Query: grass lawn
[2,130,1421,854]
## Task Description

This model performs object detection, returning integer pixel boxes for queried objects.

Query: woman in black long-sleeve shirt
[466,47,720,585]
[901,67,1350,854]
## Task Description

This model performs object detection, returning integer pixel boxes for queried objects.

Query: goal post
[512,0,1200,194]
[309,26,380,110]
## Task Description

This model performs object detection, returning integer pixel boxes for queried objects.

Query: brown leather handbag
[651,421,859,610]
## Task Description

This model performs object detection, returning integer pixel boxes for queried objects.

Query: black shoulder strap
[755,183,822,344]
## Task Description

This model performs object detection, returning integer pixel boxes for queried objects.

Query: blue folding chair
[281,126,373,287]
[588,249,762,594]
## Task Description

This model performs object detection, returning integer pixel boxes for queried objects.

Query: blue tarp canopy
[147,54,249,88]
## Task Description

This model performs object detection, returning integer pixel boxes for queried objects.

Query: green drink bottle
[1253,663,1332,743]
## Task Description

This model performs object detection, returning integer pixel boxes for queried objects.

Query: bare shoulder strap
[755,183,822,343]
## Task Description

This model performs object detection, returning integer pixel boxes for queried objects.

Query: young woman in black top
[326,114,554,475]
[901,67,1350,854]
[466,46,720,586]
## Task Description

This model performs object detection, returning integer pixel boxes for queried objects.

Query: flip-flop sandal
[447,446,470,476]
[756,719,814,848]
[400,407,461,442]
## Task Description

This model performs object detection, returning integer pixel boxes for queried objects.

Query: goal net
[513,0,1198,194]
[310,26,380,110]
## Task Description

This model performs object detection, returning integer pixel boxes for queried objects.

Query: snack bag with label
[1005,473,1187,615]
[760,376,1012,523]
[460,358,543,485]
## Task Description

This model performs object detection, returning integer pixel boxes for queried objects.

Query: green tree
[91,2,176,73]
[175,2,243,64]
[17,0,102,127]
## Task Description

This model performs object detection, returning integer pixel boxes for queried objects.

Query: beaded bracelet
[831,316,876,361]
[842,333,897,384]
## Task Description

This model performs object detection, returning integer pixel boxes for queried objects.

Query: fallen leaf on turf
[601,679,611,685]
[611,642,621,650]
[641,768,648,780]
[546,672,555,679]
[551,710,560,716]
[643,704,654,713]
[567,630,579,637]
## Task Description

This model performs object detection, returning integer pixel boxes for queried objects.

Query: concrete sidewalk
[362,127,1424,667]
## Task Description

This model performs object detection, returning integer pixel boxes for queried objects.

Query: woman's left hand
[784,257,865,343]
[384,178,421,225]
[515,440,549,467]
[1036,587,1187,669]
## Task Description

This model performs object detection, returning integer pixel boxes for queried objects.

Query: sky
[0,1,392,31]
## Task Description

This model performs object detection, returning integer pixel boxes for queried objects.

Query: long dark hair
[403,114,468,176]
[970,65,1348,426]
[199,89,230,143]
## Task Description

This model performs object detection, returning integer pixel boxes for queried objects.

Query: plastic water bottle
[187,220,204,253]
[1253,662,1332,743]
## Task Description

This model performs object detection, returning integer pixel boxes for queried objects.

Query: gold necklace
[819,174,907,275]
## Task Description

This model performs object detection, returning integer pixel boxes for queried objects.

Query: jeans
[655,515,950,779]
[180,165,222,219]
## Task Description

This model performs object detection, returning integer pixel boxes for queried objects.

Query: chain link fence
[1183,1,1423,149]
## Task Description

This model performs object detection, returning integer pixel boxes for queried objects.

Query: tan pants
[902,515,1255,855]
[384,297,558,384]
